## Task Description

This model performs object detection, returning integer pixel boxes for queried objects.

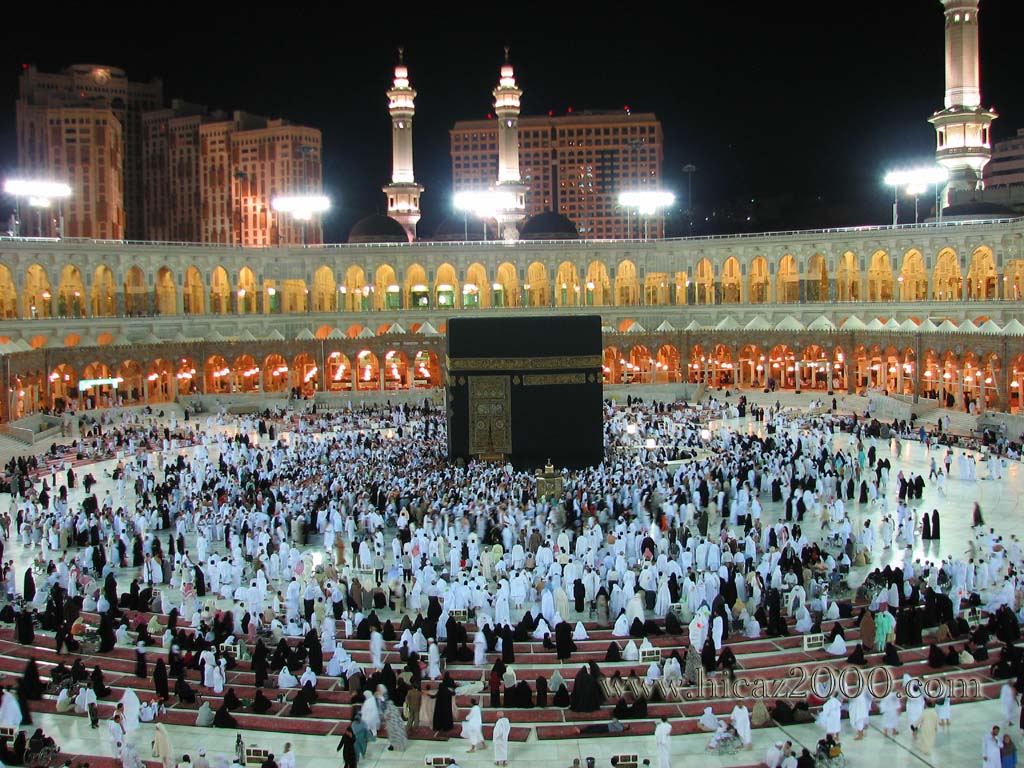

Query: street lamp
[271,195,331,245]
[618,190,675,240]
[4,179,71,237]
[884,167,949,226]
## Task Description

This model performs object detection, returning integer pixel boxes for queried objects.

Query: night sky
[1,2,1021,241]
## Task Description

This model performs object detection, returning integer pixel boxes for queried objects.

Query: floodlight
[271,195,330,221]
[883,167,948,188]
[4,180,72,199]
[618,190,675,215]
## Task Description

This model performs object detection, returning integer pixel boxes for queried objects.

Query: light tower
[382,48,423,241]
[928,0,997,208]
[492,46,527,241]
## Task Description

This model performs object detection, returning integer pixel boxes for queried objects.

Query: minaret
[492,46,527,241]
[382,48,423,241]
[929,0,997,208]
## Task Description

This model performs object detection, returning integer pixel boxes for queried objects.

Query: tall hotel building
[143,107,323,246]
[16,64,162,239]
[450,111,664,239]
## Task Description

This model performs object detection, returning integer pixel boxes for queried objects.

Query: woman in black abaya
[931,508,941,539]
[555,622,576,662]
[569,666,602,713]
[153,659,169,701]
[431,680,454,731]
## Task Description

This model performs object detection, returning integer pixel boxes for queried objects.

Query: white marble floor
[2,390,1021,768]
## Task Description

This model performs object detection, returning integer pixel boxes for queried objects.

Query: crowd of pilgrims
[0,397,1019,761]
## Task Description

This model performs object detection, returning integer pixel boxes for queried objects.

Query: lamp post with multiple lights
[4,179,72,238]
[618,190,675,240]
[884,167,949,225]
[271,195,331,246]
[453,190,519,242]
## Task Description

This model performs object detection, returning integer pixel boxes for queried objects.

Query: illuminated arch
[721,257,742,304]
[57,264,86,317]
[555,261,581,307]
[614,259,640,306]
[146,359,174,403]
[405,263,428,308]
[777,254,799,303]
[237,267,257,314]
[748,257,769,304]
[694,258,714,305]
[124,265,148,316]
[866,250,894,301]
[464,262,489,309]
[435,263,459,309]
[183,266,205,315]
[374,265,400,310]
[355,350,380,391]
[656,344,681,383]
[205,355,230,394]
[23,264,52,318]
[326,351,353,391]
[967,246,996,299]
[117,360,143,403]
[494,262,520,307]
[233,354,259,393]
[48,363,78,411]
[932,247,962,301]
[836,251,860,302]
[91,265,116,317]
[263,353,289,393]
[155,267,177,315]
[210,267,231,315]
[312,266,337,313]
[525,261,550,307]
[177,357,199,396]
[807,253,829,302]
[644,272,669,306]
[384,350,410,390]
[898,249,928,301]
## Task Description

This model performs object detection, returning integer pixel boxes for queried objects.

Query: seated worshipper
[927,643,947,669]
[612,693,648,719]
[717,647,738,679]
[663,654,683,682]
[884,643,902,666]
[139,698,161,723]
[825,634,847,656]
[195,702,215,727]
[278,666,300,689]
[223,688,243,710]
[698,706,722,732]
[846,644,868,666]
[213,703,238,728]
[572,622,588,641]
[612,612,630,637]
[175,675,197,704]
[55,687,74,714]
[605,642,622,662]
[252,688,273,714]
[794,607,813,634]
[622,640,640,662]
[289,683,316,717]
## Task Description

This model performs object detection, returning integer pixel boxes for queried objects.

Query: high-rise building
[143,100,216,243]
[199,111,323,246]
[984,128,1024,189]
[16,64,163,239]
[15,100,124,239]
[451,110,663,239]
[930,0,997,207]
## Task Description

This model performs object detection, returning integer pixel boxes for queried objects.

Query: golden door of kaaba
[467,375,512,458]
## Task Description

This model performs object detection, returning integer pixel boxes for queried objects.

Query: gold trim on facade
[446,355,602,372]
[521,373,588,386]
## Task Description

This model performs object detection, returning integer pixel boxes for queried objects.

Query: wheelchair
[815,742,845,768]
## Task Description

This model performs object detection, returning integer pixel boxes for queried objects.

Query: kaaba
[446,315,603,469]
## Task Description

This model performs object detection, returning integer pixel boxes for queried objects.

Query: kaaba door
[468,375,512,457]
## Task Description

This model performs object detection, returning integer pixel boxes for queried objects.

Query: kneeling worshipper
[698,706,722,732]
[252,689,273,713]
[213,703,238,728]
[825,634,847,656]
[289,683,316,717]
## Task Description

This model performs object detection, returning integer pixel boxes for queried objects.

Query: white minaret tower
[929,0,997,208]
[492,46,527,241]
[383,48,423,241]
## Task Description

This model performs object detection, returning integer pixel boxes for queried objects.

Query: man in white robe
[817,696,841,737]
[730,702,751,747]
[492,711,511,766]
[654,717,672,768]
[983,726,1002,768]
[461,700,485,752]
